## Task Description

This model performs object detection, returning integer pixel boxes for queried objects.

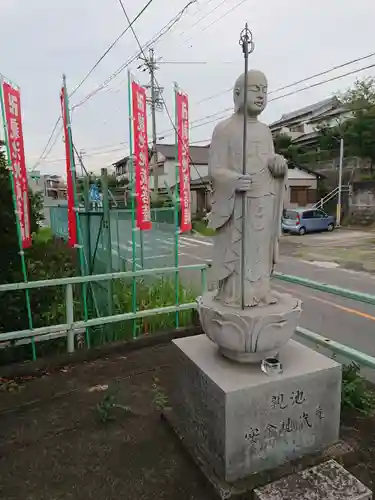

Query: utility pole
[139,48,164,194]
[336,137,344,226]
[149,49,158,192]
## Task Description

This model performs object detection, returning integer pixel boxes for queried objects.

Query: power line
[179,0,233,37]
[158,60,236,64]
[197,51,375,105]
[37,145,129,165]
[117,0,207,186]
[71,0,197,110]
[156,58,375,141]
[177,0,251,49]
[69,0,157,98]
[30,117,61,170]
[31,0,165,171]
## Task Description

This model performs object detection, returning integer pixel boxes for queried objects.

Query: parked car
[282,208,336,235]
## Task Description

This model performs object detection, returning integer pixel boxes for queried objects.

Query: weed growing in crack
[95,385,131,423]
[152,377,169,411]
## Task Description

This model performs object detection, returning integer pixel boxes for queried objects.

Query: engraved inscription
[271,393,288,410]
[316,405,324,420]
[271,389,307,410]
[245,427,260,443]
[291,389,306,405]
[244,387,325,453]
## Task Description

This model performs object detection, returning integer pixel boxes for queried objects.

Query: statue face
[233,70,268,116]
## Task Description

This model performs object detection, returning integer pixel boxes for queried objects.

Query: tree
[0,145,78,339]
[338,77,375,112]
[344,109,375,172]
[315,78,375,172]
[273,132,304,165]
[274,133,293,157]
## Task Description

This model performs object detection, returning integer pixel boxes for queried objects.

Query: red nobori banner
[131,80,151,230]
[2,81,32,248]
[176,91,191,232]
[60,86,77,247]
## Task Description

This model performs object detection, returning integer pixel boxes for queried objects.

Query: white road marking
[156,238,173,245]
[180,235,213,246]
[124,253,171,262]
[302,260,340,269]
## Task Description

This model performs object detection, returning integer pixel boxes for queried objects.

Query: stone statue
[208,69,287,308]
[197,69,302,363]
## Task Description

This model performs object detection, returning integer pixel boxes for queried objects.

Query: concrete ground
[281,229,375,273]
[0,343,373,499]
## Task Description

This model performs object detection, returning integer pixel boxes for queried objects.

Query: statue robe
[208,113,286,307]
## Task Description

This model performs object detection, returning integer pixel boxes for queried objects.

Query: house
[285,163,323,208]
[270,97,351,151]
[28,171,67,200]
[113,143,210,210]
[114,142,321,214]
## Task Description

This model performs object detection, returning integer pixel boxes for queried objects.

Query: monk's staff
[239,24,254,310]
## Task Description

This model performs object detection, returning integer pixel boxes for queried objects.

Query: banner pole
[0,79,35,360]
[127,70,137,339]
[173,83,180,328]
[62,75,90,347]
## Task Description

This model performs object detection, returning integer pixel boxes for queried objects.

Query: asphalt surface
[171,233,375,378]
[91,220,375,375]
[56,211,375,378]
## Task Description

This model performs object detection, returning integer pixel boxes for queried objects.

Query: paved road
[96,225,213,270]
[173,233,375,377]
[94,223,375,375]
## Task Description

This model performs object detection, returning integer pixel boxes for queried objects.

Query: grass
[89,276,197,346]
[192,219,215,237]
[33,226,53,244]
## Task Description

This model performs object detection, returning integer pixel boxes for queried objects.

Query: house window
[290,124,304,133]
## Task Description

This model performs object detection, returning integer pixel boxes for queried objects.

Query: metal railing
[1,265,375,372]
[0,264,207,354]
[313,185,350,210]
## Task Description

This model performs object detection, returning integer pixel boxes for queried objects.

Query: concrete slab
[254,459,372,500]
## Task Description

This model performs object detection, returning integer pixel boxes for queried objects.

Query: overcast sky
[1,0,375,176]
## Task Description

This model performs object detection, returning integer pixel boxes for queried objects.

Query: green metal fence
[4,204,375,372]
[1,264,375,374]
[50,206,176,273]
[0,264,207,359]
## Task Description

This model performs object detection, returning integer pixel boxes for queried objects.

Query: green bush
[0,236,83,364]
[341,362,375,415]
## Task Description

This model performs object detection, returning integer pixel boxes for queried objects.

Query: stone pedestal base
[168,335,342,488]
[197,291,302,363]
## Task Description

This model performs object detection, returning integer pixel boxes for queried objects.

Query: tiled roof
[156,143,209,165]
[270,97,339,127]
[113,143,210,168]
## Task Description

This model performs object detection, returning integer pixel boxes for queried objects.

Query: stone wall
[349,180,375,226]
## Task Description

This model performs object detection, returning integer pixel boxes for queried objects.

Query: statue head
[233,70,268,116]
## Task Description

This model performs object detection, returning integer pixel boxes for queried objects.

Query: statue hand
[235,174,252,192]
[268,154,287,178]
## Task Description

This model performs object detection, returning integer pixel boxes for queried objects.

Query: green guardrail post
[101,167,114,317]
[66,283,75,353]
[173,82,180,328]
[128,70,138,339]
